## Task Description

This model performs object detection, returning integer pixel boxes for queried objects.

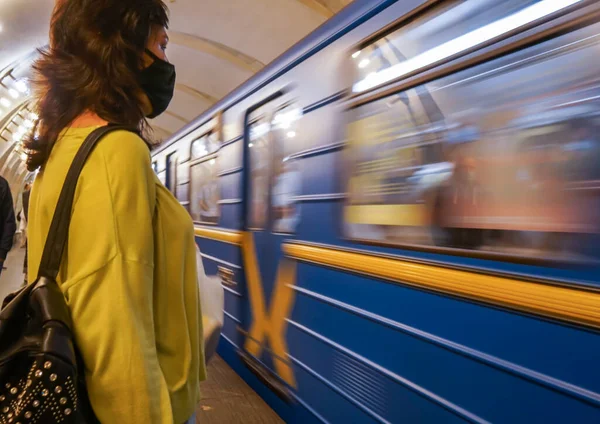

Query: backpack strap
[37,124,137,280]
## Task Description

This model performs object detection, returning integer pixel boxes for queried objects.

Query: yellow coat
[27,126,206,423]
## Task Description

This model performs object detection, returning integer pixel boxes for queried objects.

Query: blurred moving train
[152,0,600,422]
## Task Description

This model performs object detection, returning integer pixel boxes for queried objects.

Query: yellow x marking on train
[241,232,297,388]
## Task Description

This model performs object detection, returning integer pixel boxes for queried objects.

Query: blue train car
[152,0,600,422]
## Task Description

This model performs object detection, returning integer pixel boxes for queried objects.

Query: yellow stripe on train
[283,242,600,330]
[344,204,428,226]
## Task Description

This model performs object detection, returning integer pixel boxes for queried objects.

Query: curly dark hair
[25,0,169,171]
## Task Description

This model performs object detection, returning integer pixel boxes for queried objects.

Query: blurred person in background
[17,211,26,248]
[431,123,483,249]
[20,183,31,286]
[24,0,205,422]
[20,183,30,248]
[0,175,16,278]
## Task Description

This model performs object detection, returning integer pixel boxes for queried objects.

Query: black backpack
[0,125,133,423]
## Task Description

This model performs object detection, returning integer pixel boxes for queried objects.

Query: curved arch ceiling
[0,0,352,195]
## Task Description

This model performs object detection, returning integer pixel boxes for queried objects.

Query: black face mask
[140,49,176,119]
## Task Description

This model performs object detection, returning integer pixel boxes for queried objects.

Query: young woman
[25,1,205,422]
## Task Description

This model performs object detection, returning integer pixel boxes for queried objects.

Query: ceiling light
[358,59,370,69]
[353,0,582,93]
[8,89,19,99]
[287,131,296,138]
[0,98,10,108]
[15,80,29,93]
[29,112,38,120]
[352,51,362,59]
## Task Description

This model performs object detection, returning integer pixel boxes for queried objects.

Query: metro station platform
[0,245,282,424]
[196,355,283,424]
[0,243,26,301]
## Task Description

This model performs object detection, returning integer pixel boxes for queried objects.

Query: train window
[270,106,302,234]
[166,152,178,195]
[191,132,219,160]
[190,133,219,224]
[248,118,271,230]
[152,161,158,174]
[344,24,600,262]
[157,171,166,186]
[351,0,579,94]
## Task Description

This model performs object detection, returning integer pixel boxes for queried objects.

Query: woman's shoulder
[96,129,150,160]
[93,129,152,174]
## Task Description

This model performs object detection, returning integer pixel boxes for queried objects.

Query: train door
[240,91,299,399]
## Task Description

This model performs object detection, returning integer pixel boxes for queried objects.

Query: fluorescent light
[15,80,29,93]
[287,131,296,138]
[0,98,10,108]
[29,112,39,120]
[24,120,34,129]
[248,143,254,148]
[209,159,216,165]
[8,89,19,99]
[353,0,582,93]
[358,59,370,69]
[352,51,362,59]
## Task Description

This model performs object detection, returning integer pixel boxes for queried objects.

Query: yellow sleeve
[63,132,173,423]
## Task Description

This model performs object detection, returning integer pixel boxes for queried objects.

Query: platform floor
[0,243,26,301]
[196,355,283,424]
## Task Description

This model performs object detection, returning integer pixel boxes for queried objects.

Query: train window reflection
[190,133,220,224]
[352,0,580,93]
[157,172,166,186]
[344,26,600,262]
[249,119,271,230]
[166,152,178,195]
[271,106,302,234]
[191,132,219,160]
